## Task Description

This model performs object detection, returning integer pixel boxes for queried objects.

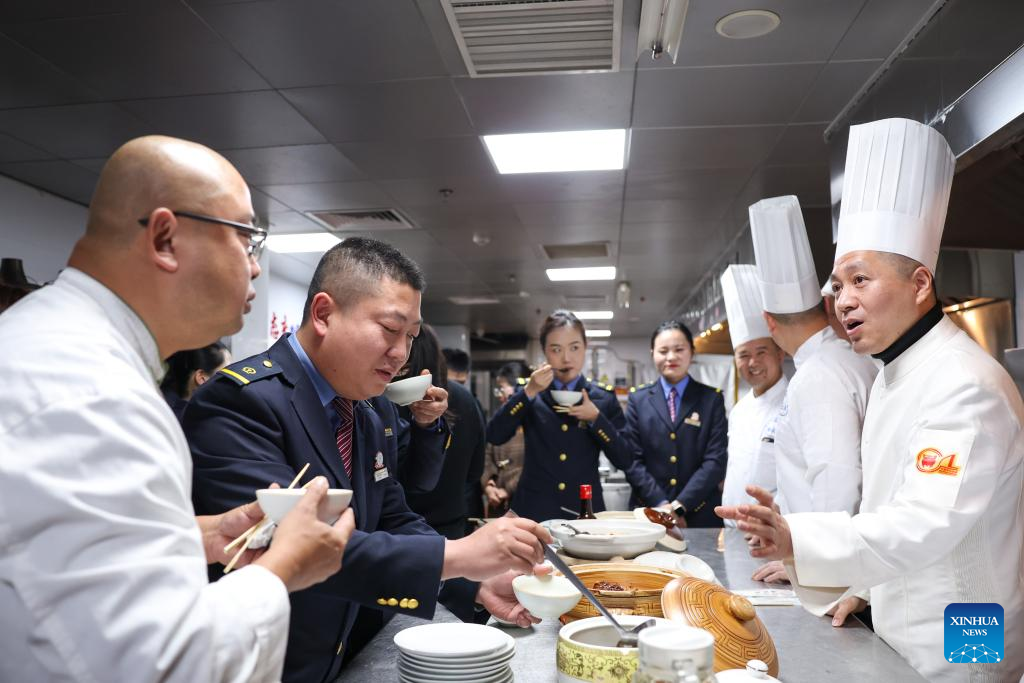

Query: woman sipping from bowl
[623,320,728,528]
[486,310,632,522]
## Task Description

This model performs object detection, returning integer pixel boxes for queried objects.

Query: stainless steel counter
[336,528,925,682]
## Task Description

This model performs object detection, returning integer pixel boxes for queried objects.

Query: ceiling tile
[832,0,937,60]
[622,197,730,224]
[0,133,52,162]
[764,124,829,166]
[223,144,364,186]
[633,63,821,128]
[121,91,325,150]
[791,60,881,123]
[3,2,269,99]
[407,204,522,231]
[628,126,783,172]
[0,103,150,158]
[454,72,635,134]
[514,200,622,227]
[0,1,136,22]
[645,0,865,68]
[194,0,448,88]
[498,171,625,204]
[265,210,325,235]
[281,79,473,142]
[624,167,750,200]
[381,174,504,208]
[249,188,290,216]
[68,158,108,172]
[0,159,97,204]
[0,33,98,109]
[259,180,391,213]
[337,136,493,180]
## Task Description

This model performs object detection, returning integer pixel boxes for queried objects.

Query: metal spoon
[560,523,591,536]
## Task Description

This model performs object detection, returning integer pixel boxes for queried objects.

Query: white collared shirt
[0,269,289,683]
[773,326,878,514]
[722,376,788,526]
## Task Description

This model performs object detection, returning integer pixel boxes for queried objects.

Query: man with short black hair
[444,347,471,385]
[187,237,551,683]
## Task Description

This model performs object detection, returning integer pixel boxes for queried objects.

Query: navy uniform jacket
[184,335,464,683]
[486,379,631,522]
[369,395,446,493]
[622,378,728,527]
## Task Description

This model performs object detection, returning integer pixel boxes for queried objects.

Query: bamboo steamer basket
[660,576,779,678]
[560,563,685,623]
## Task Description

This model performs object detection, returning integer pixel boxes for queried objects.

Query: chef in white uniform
[718,118,1024,682]
[0,136,355,683]
[720,264,788,524]
[749,194,877,517]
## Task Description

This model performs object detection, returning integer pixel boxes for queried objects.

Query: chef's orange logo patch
[916,448,961,476]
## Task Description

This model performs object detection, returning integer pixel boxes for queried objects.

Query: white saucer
[400,667,512,683]
[394,622,514,659]
[399,643,514,668]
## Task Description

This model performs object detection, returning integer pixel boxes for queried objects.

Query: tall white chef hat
[720,264,771,348]
[821,278,833,298]
[835,118,955,273]
[749,195,821,314]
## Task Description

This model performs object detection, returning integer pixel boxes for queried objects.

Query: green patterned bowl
[556,615,672,683]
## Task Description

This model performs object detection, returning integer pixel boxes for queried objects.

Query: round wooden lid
[659,577,779,677]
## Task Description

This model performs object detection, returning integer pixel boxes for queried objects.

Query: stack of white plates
[394,623,516,683]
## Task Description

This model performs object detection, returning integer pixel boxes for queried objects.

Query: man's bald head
[86,136,248,246]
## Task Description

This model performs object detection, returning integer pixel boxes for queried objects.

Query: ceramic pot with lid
[659,577,779,677]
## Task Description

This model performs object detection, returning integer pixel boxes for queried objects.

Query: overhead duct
[441,0,622,77]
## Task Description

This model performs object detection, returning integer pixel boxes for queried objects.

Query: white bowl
[550,389,583,406]
[512,573,581,620]
[383,373,432,406]
[550,519,666,560]
[256,488,353,524]
[632,550,683,571]
[675,554,717,583]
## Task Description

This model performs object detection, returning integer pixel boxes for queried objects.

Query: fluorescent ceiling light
[573,310,614,320]
[266,232,342,254]
[638,0,690,64]
[482,129,626,174]
[449,296,500,305]
[587,329,612,338]
[546,266,616,282]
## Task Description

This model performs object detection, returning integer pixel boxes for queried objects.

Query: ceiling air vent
[305,209,417,233]
[541,241,610,260]
[441,0,622,77]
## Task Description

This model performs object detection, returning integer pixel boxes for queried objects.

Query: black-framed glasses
[138,210,268,260]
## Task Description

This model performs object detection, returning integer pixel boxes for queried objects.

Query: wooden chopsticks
[222,463,310,574]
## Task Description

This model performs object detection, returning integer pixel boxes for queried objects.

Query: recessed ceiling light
[546,266,617,281]
[587,329,612,338]
[482,129,626,174]
[266,232,342,254]
[449,296,501,305]
[715,10,780,40]
[573,310,614,320]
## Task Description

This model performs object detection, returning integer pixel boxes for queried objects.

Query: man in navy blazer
[186,238,550,683]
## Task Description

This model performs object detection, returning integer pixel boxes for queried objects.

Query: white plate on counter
[394,622,513,658]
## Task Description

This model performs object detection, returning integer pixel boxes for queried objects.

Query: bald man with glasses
[0,135,355,683]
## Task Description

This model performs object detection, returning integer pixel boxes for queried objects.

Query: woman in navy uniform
[487,310,632,522]
[624,320,728,527]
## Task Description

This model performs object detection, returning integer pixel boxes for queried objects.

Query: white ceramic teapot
[714,660,782,682]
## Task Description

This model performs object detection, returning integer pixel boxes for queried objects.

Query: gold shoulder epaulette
[218,356,280,386]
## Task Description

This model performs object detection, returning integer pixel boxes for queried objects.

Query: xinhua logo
[944,603,1004,664]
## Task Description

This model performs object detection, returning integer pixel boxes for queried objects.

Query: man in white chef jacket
[747,195,878,582]
[719,264,788,536]
[0,135,356,683]
[718,118,1024,683]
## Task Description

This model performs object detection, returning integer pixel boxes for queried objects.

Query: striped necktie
[332,397,354,478]
[668,387,678,423]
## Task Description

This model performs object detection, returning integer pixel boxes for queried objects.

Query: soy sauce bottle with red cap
[577,484,597,520]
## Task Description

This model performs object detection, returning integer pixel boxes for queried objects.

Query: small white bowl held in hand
[256,488,353,525]
[382,373,432,406]
[550,389,583,406]
[512,573,582,620]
